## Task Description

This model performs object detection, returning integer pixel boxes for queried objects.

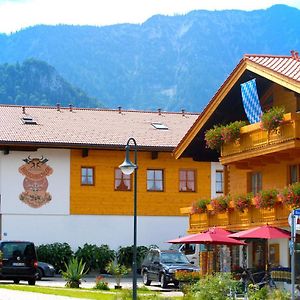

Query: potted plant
[280,182,300,208]
[205,121,246,151]
[253,189,278,210]
[61,257,88,288]
[260,106,285,134]
[191,199,210,214]
[210,195,230,214]
[234,193,253,213]
[105,261,130,289]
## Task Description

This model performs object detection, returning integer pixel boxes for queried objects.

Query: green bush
[185,273,238,300]
[36,242,73,272]
[75,243,115,273]
[116,245,149,270]
[93,275,110,290]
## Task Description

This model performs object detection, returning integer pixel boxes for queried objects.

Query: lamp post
[119,137,138,300]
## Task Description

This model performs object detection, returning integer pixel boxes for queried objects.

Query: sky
[0,0,299,34]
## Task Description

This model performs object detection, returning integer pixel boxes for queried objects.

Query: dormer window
[151,122,168,130]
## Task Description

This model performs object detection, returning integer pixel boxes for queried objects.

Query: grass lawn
[0,284,182,299]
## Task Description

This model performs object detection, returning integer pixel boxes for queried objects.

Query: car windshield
[161,252,190,264]
[1,242,35,259]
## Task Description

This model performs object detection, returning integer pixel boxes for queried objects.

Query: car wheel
[142,271,151,286]
[37,267,44,280]
[160,274,168,288]
[13,279,20,284]
[28,279,36,285]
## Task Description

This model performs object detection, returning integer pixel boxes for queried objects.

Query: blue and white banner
[240,79,262,124]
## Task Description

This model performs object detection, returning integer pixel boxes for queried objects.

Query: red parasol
[167,227,246,246]
[228,225,290,240]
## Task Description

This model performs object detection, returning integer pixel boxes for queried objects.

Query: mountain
[0,59,103,107]
[0,4,299,111]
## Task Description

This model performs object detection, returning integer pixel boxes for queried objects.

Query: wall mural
[18,156,54,208]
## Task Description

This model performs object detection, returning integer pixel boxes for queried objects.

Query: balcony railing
[221,113,300,164]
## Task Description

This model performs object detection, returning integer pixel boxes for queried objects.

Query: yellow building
[174,52,300,270]
[0,105,217,249]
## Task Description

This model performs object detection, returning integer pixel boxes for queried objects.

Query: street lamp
[119,137,138,300]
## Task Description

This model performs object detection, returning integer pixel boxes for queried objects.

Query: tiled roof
[245,52,300,82]
[0,105,199,151]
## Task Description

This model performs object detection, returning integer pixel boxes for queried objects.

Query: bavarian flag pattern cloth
[240,79,262,124]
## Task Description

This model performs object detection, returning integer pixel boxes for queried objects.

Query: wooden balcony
[220,113,300,165]
[188,203,291,234]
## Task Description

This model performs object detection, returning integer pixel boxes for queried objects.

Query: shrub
[191,199,210,214]
[93,275,110,290]
[61,257,88,288]
[234,193,253,213]
[210,195,230,214]
[116,245,149,271]
[260,106,285,133]
[75,244,115,273]
[105,261,130,287]
[186,273,238,300]
[280,182,300,208]
[36,242,73,272]
[253,189,278,209]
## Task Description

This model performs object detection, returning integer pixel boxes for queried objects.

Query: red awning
[167,227,246,246]
[228,225,290,240]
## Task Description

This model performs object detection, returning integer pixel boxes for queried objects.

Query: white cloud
[0,0,299,34]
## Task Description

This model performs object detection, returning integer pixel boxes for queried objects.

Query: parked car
[141,248,199,288]
[0,240,38,285]
[37,262,55,280]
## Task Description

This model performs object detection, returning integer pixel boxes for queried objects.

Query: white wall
[1,214,188,250]
[210,162,224,198]
[0,149,70,215]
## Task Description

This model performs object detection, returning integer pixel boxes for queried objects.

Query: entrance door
[252,240,266,269]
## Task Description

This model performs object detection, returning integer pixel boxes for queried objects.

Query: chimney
[181,109,185,116]
[56,103,60,111]
[118,106,122,114]
[295,51,299,61]
[158,108,162,115]
[291,50,295,58]
[22,106,26,114]
[69,104,73,112]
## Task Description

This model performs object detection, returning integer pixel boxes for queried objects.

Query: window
[289,165,299,184]
[216,170,224,194]
[114,168,131,191]
[249,172,262,194]
[147,169,164,191]
[81,167,94,185]
[151,122,168,130]
[179,169,196,192]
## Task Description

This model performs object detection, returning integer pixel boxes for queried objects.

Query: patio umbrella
[168,227,246,246]
[228,225,290,240]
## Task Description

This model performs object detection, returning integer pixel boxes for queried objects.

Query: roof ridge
[0,104,200,115]
[244,53,292,59]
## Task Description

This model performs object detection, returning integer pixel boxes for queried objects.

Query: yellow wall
[70,149,211,216]
[229,156,300,196]
[273,85,297,112]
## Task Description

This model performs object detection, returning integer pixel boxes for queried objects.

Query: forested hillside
[0,5,299,111]
[0,59,103,107]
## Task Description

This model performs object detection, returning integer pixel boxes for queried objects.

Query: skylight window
[151,122,168,130]
[21,116,37,125]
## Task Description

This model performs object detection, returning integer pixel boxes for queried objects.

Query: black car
[141,248,199,288]
[37,262,56,280]
[0,241,38,285]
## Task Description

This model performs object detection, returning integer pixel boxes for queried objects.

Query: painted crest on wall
[18,156,54,208]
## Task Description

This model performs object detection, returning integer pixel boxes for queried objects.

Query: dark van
[0,241,38,285]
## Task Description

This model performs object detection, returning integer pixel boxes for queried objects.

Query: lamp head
[119,145,137,175]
